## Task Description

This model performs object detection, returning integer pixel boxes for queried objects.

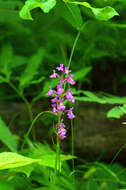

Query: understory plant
[0,0,126,189]
[46,64,76,176]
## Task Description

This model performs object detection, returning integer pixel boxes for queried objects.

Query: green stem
[54,112,61,183]
[71,119,74,171]
[55,136,60,174]
[67,22,88,173]
[7,81,35,140]
[8,82,33,122]
[110,143,126,164]
[68,22,87,68]
[21,111,52,150]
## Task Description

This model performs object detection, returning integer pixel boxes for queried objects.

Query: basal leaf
[19,0,56,20]
[0,151,75,172]
[27,143,76,169]
[0,152,40,170]
[91,6,119,21]
[0,117,17,152]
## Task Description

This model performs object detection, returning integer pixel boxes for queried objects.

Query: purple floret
[46,64,75,140]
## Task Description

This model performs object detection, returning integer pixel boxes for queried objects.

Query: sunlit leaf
[0,117,17,152]
[91,6,119,21]
[107,105,126,119]
[19,0,56,20]
[71,1,119,21]
[39,154,76,169]
[0,152,39,170]
[107,106,124,119]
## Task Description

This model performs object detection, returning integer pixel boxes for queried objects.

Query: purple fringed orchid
[46,64,75,140]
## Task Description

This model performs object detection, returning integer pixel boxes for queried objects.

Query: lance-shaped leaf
[19,0,56,20]
[0,44,13,80]
[0,152,40,170]
[19,47,44,91]
[0,152,76,171]
[0,117,17,152]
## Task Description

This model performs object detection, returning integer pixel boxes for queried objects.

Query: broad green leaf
[0,117,17,152]
[56,0,83,29]
[0,152,40,170]
[19,0,56,20]
[27,143,76,169]
[71,1,119,21]
[107,106,126,119]
[91,6,119,21]
[19,47,44,91]
[0,44,13,79]
[0,151,75,171]
[0,152,39,170]
[39,154,76,169]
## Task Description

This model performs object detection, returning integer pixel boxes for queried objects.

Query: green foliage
[73,66,92,81]
[71,1,119,21]
[20,0,56,20]
[0,44,13,80]
[0,0,126,189]
[0,152,39,170]
[0,143,126,189]
[91,6,119,21]
[55,1,83,30]
[107,106,125,119]
[0,117,17,152]
[74,90,126,104]
[0,143,75,175]
[19,47,44,91]
[74,90,126,118]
